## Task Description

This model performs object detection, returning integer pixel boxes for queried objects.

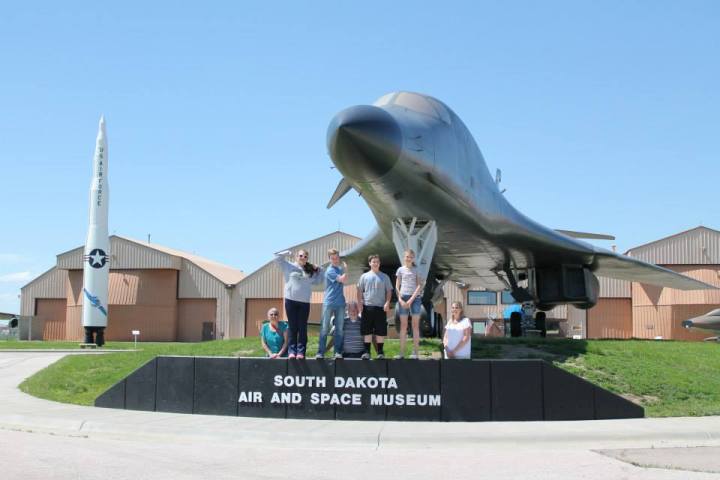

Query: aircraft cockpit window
[373,92,397,106]
[393,92,451,124]
[374,92,452,124]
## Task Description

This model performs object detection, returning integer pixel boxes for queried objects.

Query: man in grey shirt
[357,254,393,359]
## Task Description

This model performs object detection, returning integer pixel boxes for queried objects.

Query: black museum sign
[96,356,643,421]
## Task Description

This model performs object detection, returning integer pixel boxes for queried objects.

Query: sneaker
[288,353,296,359]
[409,354,418,359]
[393,354,403,360]
[334,353,343,360]
[376,354,385,359]
[361,353,370,360]
[296,354,305,360]
[315,353,324,359]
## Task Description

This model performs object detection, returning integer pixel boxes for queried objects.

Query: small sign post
[132,330,140,350]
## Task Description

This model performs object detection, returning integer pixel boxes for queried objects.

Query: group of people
[259,248,472,360]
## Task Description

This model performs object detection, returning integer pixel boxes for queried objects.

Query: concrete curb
[2,351,720,451]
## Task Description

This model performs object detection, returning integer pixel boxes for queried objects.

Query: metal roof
[626,226,720,265]
[55,235,245,285]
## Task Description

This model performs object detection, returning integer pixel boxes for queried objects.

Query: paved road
[1,352,719,479]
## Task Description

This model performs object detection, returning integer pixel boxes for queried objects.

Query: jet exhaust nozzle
[327,105,402,181]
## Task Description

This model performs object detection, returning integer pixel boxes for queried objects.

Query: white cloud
[0,272,32,283]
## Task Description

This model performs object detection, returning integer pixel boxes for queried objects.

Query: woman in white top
[443,301,472,359]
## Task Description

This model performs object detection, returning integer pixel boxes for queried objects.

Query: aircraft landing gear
[535,311,547,338]
[509,307,547,338]
[391,217,437,282]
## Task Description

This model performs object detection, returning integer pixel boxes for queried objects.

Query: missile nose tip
[327,105,402,181]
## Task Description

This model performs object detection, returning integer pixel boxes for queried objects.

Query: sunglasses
[298,255,308,258]
[269,313,279,316]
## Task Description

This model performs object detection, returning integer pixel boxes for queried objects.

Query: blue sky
[1,1,718,313]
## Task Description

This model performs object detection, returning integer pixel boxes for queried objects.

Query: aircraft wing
[339,226,396,284]
[339,226,716,293]
[591,248,716,290]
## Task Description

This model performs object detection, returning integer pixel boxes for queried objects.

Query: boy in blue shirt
[317,248,347,359]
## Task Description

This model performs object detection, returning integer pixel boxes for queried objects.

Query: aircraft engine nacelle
[534,265,599,311]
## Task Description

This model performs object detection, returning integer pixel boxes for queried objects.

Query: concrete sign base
[96,357,644,421]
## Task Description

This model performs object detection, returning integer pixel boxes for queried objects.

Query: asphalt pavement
[1,351,719,479]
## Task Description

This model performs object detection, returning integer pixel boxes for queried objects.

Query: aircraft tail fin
[556,229,615,241]
[592,249,716,290]
[327,178,353,209]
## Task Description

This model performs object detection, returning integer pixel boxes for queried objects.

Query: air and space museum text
[238,375,441,407]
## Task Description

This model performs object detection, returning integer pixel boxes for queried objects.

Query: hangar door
[178,299,217,342]
[587,298,632,339]
[245,298,284,337]
[36,298,67,340]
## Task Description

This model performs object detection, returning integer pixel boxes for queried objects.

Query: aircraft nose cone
[327,105,402,181]
[682,320,694,329]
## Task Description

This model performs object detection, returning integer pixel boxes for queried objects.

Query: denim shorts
[397,294,422,315]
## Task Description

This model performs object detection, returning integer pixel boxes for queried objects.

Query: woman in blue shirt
[260,307,288,358]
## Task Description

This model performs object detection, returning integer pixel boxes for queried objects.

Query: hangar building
[599,226,720,341]
[21,235,245,342]
[20,227,720,342]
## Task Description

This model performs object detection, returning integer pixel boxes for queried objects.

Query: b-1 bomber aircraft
[325,91,714,330]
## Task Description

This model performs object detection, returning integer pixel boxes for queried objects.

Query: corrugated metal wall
[245,298,282,337]
[178,299,217,341]
[57,236,182,270]
[20,267,68,316]
[587,298,632,339]
[598,276,631,298]
[104,305,178,341]
[108,269,178,305]
[564,305,586,338]
[633,305,672,339]
[627,227,720,265]
[633,266,720,306]
[632,304,717,341]
[178,260,231,338]
[36,298,67,340]
[65,306,83,341]
[64,269,180,341]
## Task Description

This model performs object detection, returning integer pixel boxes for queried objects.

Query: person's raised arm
[337,261,348,283]
[274,251,293,275]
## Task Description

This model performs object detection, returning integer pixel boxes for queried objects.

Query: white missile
[81,116,110,345]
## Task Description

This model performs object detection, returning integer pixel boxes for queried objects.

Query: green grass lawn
[10,337,720,417]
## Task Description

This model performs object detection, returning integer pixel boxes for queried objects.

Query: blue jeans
[285,299,310,356]
[397,294,422,315]
[318,304,345,355]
